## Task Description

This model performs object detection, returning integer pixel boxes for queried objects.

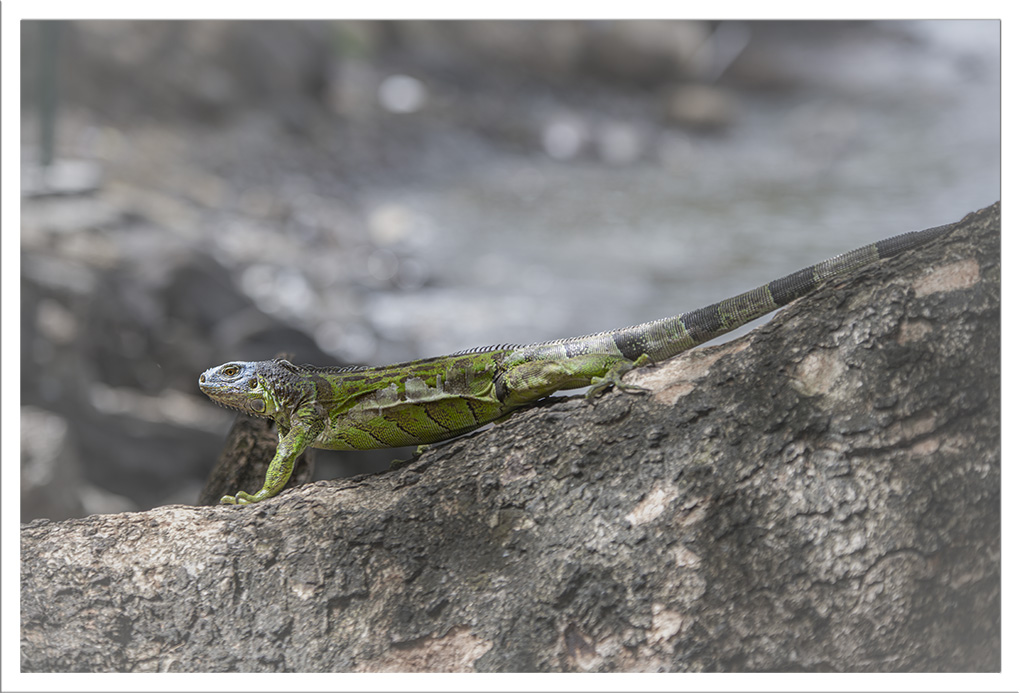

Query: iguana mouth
[207,398,273,420]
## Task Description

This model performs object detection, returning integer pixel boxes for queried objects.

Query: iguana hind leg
[500,352,654,405]
[586,353,652,399]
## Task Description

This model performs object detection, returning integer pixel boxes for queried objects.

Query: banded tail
[505,222,955,367]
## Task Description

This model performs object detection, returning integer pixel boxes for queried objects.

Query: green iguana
[200,222,955,504]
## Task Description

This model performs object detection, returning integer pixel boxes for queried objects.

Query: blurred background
[19,20,1000,522]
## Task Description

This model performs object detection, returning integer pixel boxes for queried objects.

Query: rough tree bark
[21,202,1000,673]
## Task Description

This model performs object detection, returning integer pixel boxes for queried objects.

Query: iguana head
[199,360,287,418]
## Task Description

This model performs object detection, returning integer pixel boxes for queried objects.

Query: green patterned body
[199,222,954,504]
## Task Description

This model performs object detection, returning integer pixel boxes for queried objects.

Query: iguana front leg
[220,406,325,505]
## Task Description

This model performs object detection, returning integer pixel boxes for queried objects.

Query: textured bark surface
[21,203,1000,673]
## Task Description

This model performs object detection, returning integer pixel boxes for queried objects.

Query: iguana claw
[220,490,269,505]
[586,353,653,399]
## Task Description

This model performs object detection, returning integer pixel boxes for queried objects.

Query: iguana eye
[222,365,240,377]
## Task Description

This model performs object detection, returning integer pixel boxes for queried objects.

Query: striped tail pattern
[502,222,956,370]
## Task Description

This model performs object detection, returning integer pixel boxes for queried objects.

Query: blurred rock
[595,121,647,165]
[21,194,123,242]
[34,298,78,345]
[22,20,726,133]
[386,21,588,78]
[387,21,712,85]
[23,21,335,125]
[69,405,226,509]
[20,403,138,519]
[21,157,103,198]
[21,406,85,522]
[579,21,711,84]
[541,114,589,161]
[326,59,382,120]
[77,485,140,517]
[664,84,737,130]
[20,405,141,520]
[378,74,428,114]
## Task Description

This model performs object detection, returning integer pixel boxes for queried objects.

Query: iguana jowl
[200,222,954,504]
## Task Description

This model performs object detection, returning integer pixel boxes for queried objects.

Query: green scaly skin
[199,222,954,504]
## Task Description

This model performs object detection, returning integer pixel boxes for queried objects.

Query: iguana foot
[220,489,270,505]
[390,444,432,470]
[586,354,653,400]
